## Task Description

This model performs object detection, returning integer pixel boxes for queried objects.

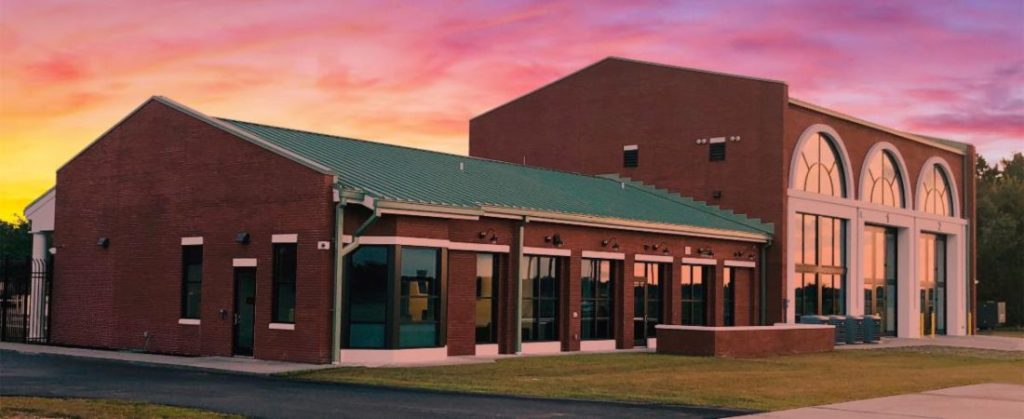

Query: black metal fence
[1,256,52,343]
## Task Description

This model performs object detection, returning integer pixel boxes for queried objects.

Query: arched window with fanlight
[794,133,847,197]
[919,163,954,217]
[862,150,905,208]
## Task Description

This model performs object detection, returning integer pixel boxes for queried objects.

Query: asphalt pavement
[0,350,751,418]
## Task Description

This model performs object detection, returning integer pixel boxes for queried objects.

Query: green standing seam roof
[219,118,773,237]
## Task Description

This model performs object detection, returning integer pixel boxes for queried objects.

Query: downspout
[331,188,379,364]
[963,151,974,335]
[513,218,527,353]
[760,237,772,325]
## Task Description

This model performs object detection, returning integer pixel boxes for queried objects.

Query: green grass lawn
[0,397,239,419]
[294,347,1024,411]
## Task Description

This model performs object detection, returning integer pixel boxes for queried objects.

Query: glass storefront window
[681,264,709,326]
[522,256,560,342]
[347,246,390,348]
[399,247,441,348]
[581,259,615,340]
[795,213,847,319]
[475,254,498,344]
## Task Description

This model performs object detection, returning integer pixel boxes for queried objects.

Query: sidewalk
[0,342,333,375]
[743,383,1024,418]
[837,335,1023,352]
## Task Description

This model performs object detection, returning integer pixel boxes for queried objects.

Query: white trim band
[634,254,674,263]
[356,236,510,253]
[272,234,298,243]
[181,237,203,246]
[581,251,626,260]
[523,247,572,257]
[681,257,717,266]
[269,323,295,330]
[448,242,511,253]
[724,260,756,268]
[178,318,200,325]
[233,258,257,267]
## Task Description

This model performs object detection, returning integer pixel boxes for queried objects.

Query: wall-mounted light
[601,237,620,250]
[698,247,714,257]
[644,242,667,253]
[96,237,109,248]
[478,228,498,244]
[544,234,564,248]
[235,232,250,245]
[712,190,722,199]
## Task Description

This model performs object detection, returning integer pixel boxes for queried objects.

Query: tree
[0,216,32,260]
[976,153,1024,326]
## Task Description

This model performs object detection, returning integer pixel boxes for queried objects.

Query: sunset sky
[1,0,1022,221]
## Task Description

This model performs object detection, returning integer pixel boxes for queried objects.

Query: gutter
[513,218,527,353]
[760,237,772,325]
[331,185,379,364]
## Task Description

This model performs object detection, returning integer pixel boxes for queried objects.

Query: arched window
[920,164,953,216]
[863,150,905,208]
[794,133,846,197]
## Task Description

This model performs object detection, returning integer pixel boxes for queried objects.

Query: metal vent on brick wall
[709,143,726,161]
[623,149,638,167]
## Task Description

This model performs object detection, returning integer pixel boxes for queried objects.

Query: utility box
[978,301,1006,330]
[845,315,864,344]
[828,315,847,344]
[863,315,881,343]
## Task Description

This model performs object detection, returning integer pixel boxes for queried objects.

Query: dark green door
[233,267,256,356]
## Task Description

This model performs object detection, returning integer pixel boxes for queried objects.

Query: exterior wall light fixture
[478,228,498,244]
[96,237,109,248]
[544,234,564,247]
[235,232,250,245]
[601,237,620,250]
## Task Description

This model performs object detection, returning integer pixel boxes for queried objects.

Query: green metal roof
[219,118,773,237]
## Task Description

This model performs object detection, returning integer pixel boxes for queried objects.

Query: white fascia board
[481,207,769,243]
[356,236,510,253]
[789,98,965,155]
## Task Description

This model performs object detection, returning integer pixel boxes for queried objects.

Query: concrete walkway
[0,342,332,374]
[743,383,1024,418]
[837,335,1024,352]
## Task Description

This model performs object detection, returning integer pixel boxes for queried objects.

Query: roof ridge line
[220,117,640,183]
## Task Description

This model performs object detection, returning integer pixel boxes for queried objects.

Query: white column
[899,224,920,338]
[28,233,48,339]
[946,226,967,336]
[848,211,865,316]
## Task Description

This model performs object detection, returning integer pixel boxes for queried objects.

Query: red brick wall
[470,59,788,323]
[657,326,834,357]
[446,250,477,356]
[386,215,763,354]
[53,100,336,363]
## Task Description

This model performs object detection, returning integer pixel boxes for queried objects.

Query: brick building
[470,57,976,338]
[27,96,774,364]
